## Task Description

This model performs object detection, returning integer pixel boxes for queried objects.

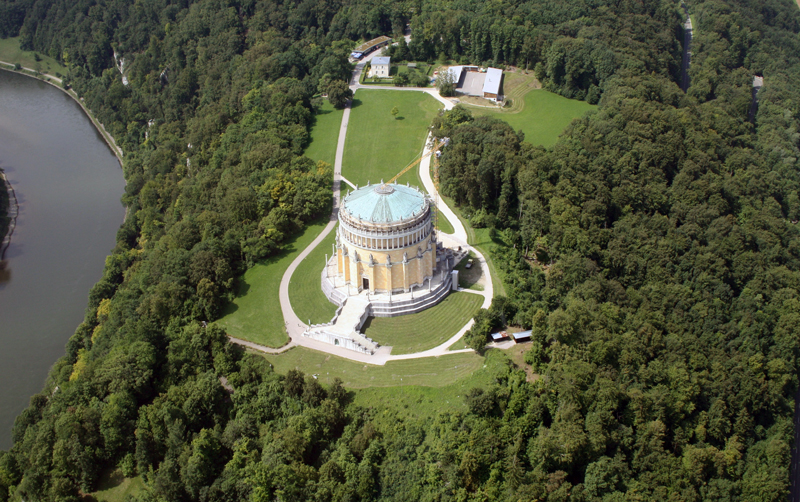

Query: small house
[372,57,391,78]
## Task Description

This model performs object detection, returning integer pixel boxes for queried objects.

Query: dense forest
[0,0,799,500]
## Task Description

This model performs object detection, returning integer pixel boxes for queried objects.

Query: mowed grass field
[215,217,330,347]
[464,72,596,148]
[361,291,483,354]
[289,226,339,325]
[0,37,66,75]
[342,90,457,233]
[263,346,481,387]
[303,99,344,167]
[261,347,513,420]
[90,471,144,502]
[352,349,512,421]
[343,89,442,187]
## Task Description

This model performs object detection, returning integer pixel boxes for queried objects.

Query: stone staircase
[303,296,379,354]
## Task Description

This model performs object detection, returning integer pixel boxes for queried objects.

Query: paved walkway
[229,50,495,365]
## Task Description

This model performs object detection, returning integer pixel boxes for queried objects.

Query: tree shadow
[395,116,405,120]
[350,98,363,109]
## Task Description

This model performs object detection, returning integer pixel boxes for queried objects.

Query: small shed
[372,56,391,78]
[483,67,503,100]
[512,330,532,343]
[491,331,510,342]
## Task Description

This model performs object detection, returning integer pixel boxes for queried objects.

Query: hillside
[0,0,799,500]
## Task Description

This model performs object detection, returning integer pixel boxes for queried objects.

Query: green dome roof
[343,183,427,224]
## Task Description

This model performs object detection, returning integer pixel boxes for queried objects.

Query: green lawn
[343,90,442,187]
[215,218,330,347]
[289,227,339,325]
[434,205,455,234]
[394,62,433,76]
[468,88,596,148]
[263,345,484,387]
[261,347,512,420]
[454,251,484,291]
[0,37,66,75]
[303,99,344,167]
[90,471,144,502]
[441,195,507,297]
[361,291,483,354]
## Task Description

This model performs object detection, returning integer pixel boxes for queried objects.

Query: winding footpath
[230,51,495,364]
[680,3,693,92]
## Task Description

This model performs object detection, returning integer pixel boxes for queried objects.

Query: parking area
[459,71,486,96]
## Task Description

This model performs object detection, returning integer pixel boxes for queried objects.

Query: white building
[371,57,391,78]
[482,67,503,100]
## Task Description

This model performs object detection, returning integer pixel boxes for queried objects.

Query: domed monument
[336,181,435,294]
[305,180,461,355]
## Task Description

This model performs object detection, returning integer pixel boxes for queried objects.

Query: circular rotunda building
[336,181,438,294]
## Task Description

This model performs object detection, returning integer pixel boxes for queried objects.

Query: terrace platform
[303,249,465,354]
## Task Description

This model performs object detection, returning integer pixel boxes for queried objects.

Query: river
[0,69,125,450]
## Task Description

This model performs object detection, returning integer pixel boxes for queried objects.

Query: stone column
[386,257,393,293]
[402,253,409,291]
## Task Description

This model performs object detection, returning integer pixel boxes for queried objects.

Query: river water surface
[0,70,125,449]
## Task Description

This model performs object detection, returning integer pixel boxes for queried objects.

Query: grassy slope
[454,251,484,291]
[0,37,66,74]
[289,227,339,325]
[342,89,456,231]
[215,218,330,347]
[90,471,144,502]
[434,205,455,234]
[464,72,596,148]
[262,347,511,420]
[441,194,507,297]
[500,89,596,147]
[263,345,479,387]
[360,291,483,354]
[342,89,441,187]
[303,100,344,167]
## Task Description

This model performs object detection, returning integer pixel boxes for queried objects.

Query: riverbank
[0,168,18,264]
[0,62,124,166]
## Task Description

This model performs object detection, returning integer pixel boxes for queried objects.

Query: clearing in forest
[462,71,596,147]
[359,291,483,354]
[89,471,144,502]
[263,346,482,388]
[0,37,66,75]
[261,347,514,419]
[342,89,441,187]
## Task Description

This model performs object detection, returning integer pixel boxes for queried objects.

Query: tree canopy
[1,0,800,500]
